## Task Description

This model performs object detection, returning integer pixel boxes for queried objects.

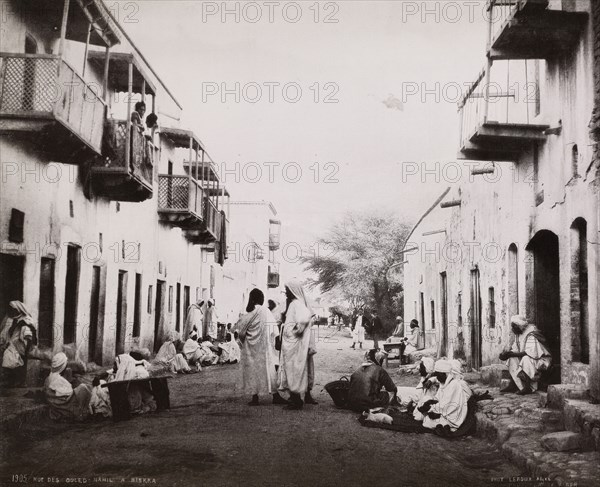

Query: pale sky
[116,0,489,274]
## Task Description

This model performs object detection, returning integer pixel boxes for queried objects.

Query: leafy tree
[302,211,411,333]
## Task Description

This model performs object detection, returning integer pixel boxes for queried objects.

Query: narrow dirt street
[1,330,524,487]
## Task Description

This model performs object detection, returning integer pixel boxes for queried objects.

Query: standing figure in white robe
[235,288,283,405]
[500,315,552,394]
[351,310,365,349]
[203,299,219,340]
[278,280,317,410]
[421,359,469,432]
[184,301,204,341]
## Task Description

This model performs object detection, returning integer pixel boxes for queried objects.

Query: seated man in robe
[110,353,156,415]
[348,349,398,412]
[154,331,191,374]
[200,336,220,365]
[44,352,92,422]
[183,329,204,371]
[395,357,436,408]
[420,359,470,433]
[499,315,552,395]
[218,332,240,364]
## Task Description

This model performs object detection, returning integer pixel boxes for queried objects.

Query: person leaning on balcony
[499,315,552,395]
[131,101,146,132]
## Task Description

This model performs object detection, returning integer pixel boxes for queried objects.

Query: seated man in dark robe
[348,349,398,412]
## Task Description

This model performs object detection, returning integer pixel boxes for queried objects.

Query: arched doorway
[526,230,561,367]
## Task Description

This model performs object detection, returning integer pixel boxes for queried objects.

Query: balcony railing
[158,175,204,226]
[0,53,105,155]
[458,60,547,158]
[487,0,587,60]
[91,119,153,201]
[204,198,221,239]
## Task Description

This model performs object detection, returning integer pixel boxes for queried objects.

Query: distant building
[403,0,599,401]
[0,0,230,364]
[218,201,283,322]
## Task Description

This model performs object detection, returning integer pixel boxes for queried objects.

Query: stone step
[479,364,508,387]
[541,431,583,452]
[514,407,564,432]
[562,398,600,451]
[547,384,590,409]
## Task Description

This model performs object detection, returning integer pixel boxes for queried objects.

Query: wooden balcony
[458,63,548,161]
[488,0,588,60]
[157,175,204,229]
[0,53,106,162]
[90,120,153,201]
[185,197,222,245]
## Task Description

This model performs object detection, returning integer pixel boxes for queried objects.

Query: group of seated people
[347,350,474,436]
[42,327,242,422]
[383,318,421,364]
[179,327,241,371]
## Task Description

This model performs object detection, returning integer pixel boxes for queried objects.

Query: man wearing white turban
[499,315,552,395]
[183,329,205,371]
[420,359,470,432]
[44,352,92,421]
[395,356,436,407]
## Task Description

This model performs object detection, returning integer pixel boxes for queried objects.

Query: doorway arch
[526,230,561,366]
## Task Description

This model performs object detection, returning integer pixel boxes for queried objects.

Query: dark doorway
[183,285,190,325]
[38,257,55,349]
[133,273,142,338]
[0,254,25,324]
[469,268,482,369]
[439,272,448,357]
[176,283,181,332]
[63,245,81,344]
[419,292,425,330]
[88,266,102,363]
[115,271,128,356]
[527,230,561,365]
[154,280,166,352]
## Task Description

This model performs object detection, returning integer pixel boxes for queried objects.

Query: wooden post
[58,0,70,59]
[125,61,133,170]
[188,136,193,211]
[484,2,493,124]
[82,22,91,77]
[102,46,110,103]
[142,80,146,103]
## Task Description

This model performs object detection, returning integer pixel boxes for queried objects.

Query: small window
[9,208,24,243]
[430,300,435,329]
[571,144,579,178]
[147,285,153,314]
[69,200,74,218]
[457,293,463,328]
[168,286,173,313]
[488,287,496,328]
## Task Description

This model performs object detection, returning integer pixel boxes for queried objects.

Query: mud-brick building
[0,0,230,365]
[403,0,600,401]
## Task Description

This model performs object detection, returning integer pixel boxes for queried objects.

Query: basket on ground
[324,376,350,408]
